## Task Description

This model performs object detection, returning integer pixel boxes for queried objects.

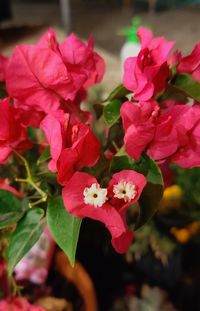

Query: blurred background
[1,1,200,311]
[1,0,200,90]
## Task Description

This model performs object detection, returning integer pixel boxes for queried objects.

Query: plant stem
[8,275,21,296]
[29,196,47,208]
[29,180,47,198]
[116,145,126,156]
[14,151,47,202]
[14,150,32,180]
[112,141,120,152]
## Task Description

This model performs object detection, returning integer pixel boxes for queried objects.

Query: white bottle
[120,17,141,72]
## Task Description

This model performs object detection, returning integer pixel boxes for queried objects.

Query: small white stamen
[83,183,107,208]
[113,180,137,202]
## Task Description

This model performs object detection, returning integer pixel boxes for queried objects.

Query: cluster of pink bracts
[0,27,200,258]
[123,26,200,168]
[0,30,105,163]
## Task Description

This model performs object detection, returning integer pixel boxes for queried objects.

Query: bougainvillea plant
[0,26,200,302]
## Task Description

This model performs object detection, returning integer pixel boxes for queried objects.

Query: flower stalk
[14,151,47,206]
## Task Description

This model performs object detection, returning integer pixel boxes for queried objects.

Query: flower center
[113,180,137,202]
[83,183,107,208]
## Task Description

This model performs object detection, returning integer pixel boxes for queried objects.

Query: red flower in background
[0,297,44,311]
[41,110,100,184]
[6,30,105,120]
[38,29,105,89]
[6,44,73,114]
[123,27,175,101]
[62,170,146,253]
[177,43,200,82]
[121,99,200,168]
[148,102,200,165]
[170,105,200,168]
[0,54,8,82]
[0,98,32,164]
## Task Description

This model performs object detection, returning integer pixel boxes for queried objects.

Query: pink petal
[137,27,153,49]
[123,57,137,91]
[120,101,141,131]
[112,230,134,253]
[124,123,155,160]
[134,81,154,101]
[37,28,59,53]
[178,43,200,74]
[0,145,12,164]
[72,123,100,168]
[57,148,78,185]
[41,110,69,171]
[0,178,22,199]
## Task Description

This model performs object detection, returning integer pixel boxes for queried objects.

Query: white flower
[83,183,108,208]
[113,180,137,202]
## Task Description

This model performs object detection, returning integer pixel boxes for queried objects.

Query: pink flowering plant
[0,27,200,301]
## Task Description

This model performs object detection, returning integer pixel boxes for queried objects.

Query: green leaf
[111,155,136,173]
[7,208,46,274]
[84,153,110,182]
[111,153,163,185]
[136,155,163,229]
[27,127,37,141]
[47,196,82,266]
[105,84,130,101]
[172,74,200,102]
[0,190,27,229]
[136,182,163,229]
[110,153,148,175]
[143,154,164,185]
[105,122,124,150]
[37,147,51,165]
[103,99,122,127]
